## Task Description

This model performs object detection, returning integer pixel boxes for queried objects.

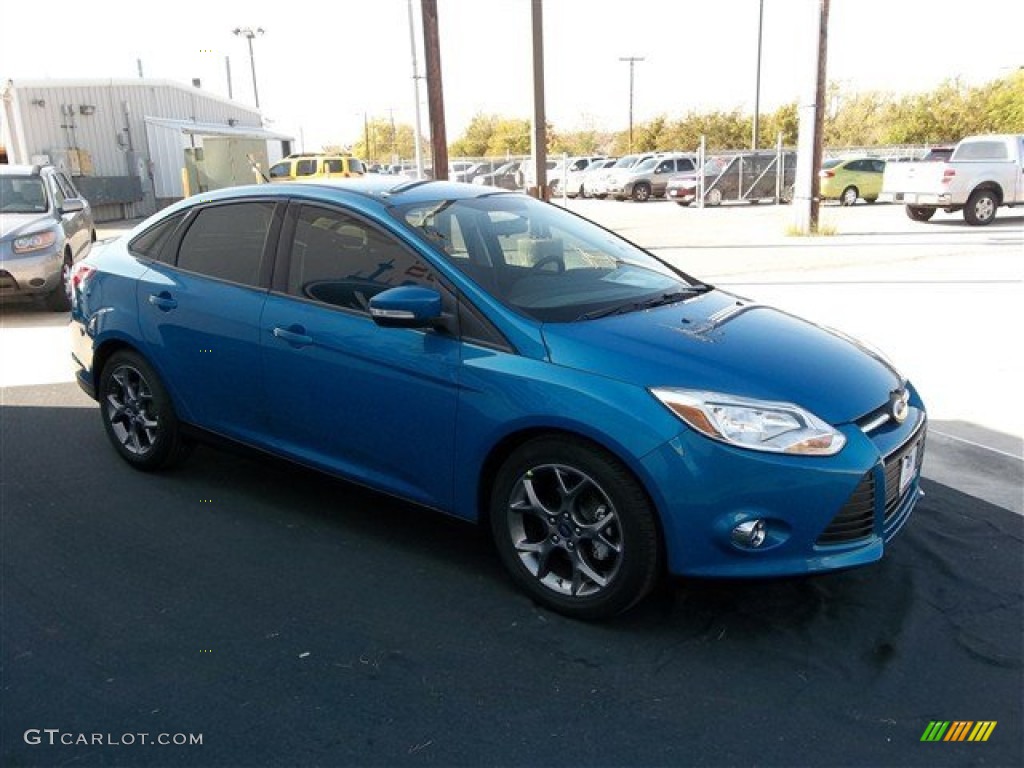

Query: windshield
[393,194,702,322]
[0,177,48,213]
[612,155,640,169]
[634,158,658,172]
[822,158,842,169]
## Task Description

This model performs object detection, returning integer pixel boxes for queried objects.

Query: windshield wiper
[576,287,710,321]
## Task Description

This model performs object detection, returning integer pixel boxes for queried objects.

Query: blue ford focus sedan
[69,178,925,619]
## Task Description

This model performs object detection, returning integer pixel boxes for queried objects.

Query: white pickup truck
[883,134,1024,225]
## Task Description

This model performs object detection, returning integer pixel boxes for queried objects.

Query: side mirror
[369,285,443,329]
[61,198,86,213]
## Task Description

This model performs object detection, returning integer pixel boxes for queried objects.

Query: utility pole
[619,56,644,154]
[752,0,764,150]
[421,0,448,180]
[792,0,830,234]
[407,0,425,178]
[810,0,830,231]
[531,0,548,198]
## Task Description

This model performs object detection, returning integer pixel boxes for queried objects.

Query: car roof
[167,178,512,215]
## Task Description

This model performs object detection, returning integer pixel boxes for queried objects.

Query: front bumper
[0,247,63,297]
[642,404,927,578]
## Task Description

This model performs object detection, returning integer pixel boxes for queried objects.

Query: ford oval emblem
[890,389,910,424]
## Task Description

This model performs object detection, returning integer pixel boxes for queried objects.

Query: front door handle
[272,325,313,347]
[148,292,178,311]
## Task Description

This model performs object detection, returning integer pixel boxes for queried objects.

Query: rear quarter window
[175,202,275,286]
[953,141,1009,161]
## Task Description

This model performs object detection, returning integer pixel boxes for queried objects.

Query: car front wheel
[44,251,73,312]
[99,350,191,471]
[631,183,652,202]
[490,436,660,619]
[841,186,859,206]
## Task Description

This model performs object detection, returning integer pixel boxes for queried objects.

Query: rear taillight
[820,170,835,178]
[71,263,96,292]
[941,168,956,184]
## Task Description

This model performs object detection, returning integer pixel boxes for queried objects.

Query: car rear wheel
[906,205,935,222]
[631,182,652,202]
[963,188,998,226]
[840,186,859,206]
[706,188,723,206]
[490,436,660,620]
[99,350,191,471]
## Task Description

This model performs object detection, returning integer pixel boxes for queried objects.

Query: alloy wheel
[505,463,622,598]
[105,364,161,456]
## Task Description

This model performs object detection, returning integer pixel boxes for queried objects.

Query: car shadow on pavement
[2,398,1021,767]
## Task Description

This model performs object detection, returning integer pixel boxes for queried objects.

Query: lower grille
[817,472,876,545]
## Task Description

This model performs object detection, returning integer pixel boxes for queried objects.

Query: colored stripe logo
[921,721,996,742]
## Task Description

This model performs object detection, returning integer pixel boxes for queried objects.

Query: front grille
[817,472,876,545]
[884,425,926,522]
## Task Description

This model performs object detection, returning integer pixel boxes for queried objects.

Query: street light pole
[232,27,264,109]
[619,56,644,154]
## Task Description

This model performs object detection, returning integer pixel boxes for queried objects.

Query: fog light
[732,519,767,549]
[29,278,46,287]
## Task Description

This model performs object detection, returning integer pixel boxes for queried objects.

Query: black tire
[906,205,935,222]
[840,186,859,206]
[631,182,652,202]
[963,188,998,226]
[489,436,660,620]
[44,251,72,312]
[864,197,877,204]
[99,350,191,471]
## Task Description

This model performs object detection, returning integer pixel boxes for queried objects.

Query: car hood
[541,290,903,425]
[0,212,54,240]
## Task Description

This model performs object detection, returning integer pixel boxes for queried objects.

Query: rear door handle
[272,325,313,347]
[148,292,178,311]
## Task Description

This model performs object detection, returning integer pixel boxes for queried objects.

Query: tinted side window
[176,202,275,286]
[296,159,317,176]
[287,204,436,311]
[677,158,695,172]
[268,162,291,179]
[129,213,186,261]
[348,158,366,174]
[324,159,344,173]
[955,141,1008,161]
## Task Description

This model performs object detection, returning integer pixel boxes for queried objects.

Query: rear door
[260,201,461,509]
[136,199,281,442]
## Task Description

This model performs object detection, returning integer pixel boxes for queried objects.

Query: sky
[1,0,1021,155]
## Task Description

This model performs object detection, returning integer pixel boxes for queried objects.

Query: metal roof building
[1,78,293,221]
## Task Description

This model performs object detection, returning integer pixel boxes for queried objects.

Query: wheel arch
[970,182,1004,205]
[475,426,669,569]
[92,337,192,422]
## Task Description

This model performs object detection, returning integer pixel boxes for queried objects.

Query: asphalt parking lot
[1,199,1022,766]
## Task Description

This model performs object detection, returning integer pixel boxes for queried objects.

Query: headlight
[651,388,846,456]
[12,230,58,254]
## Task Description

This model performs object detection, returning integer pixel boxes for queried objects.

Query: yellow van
[267,154,366,182]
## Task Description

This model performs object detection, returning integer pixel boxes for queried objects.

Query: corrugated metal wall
[3,79,267,218]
